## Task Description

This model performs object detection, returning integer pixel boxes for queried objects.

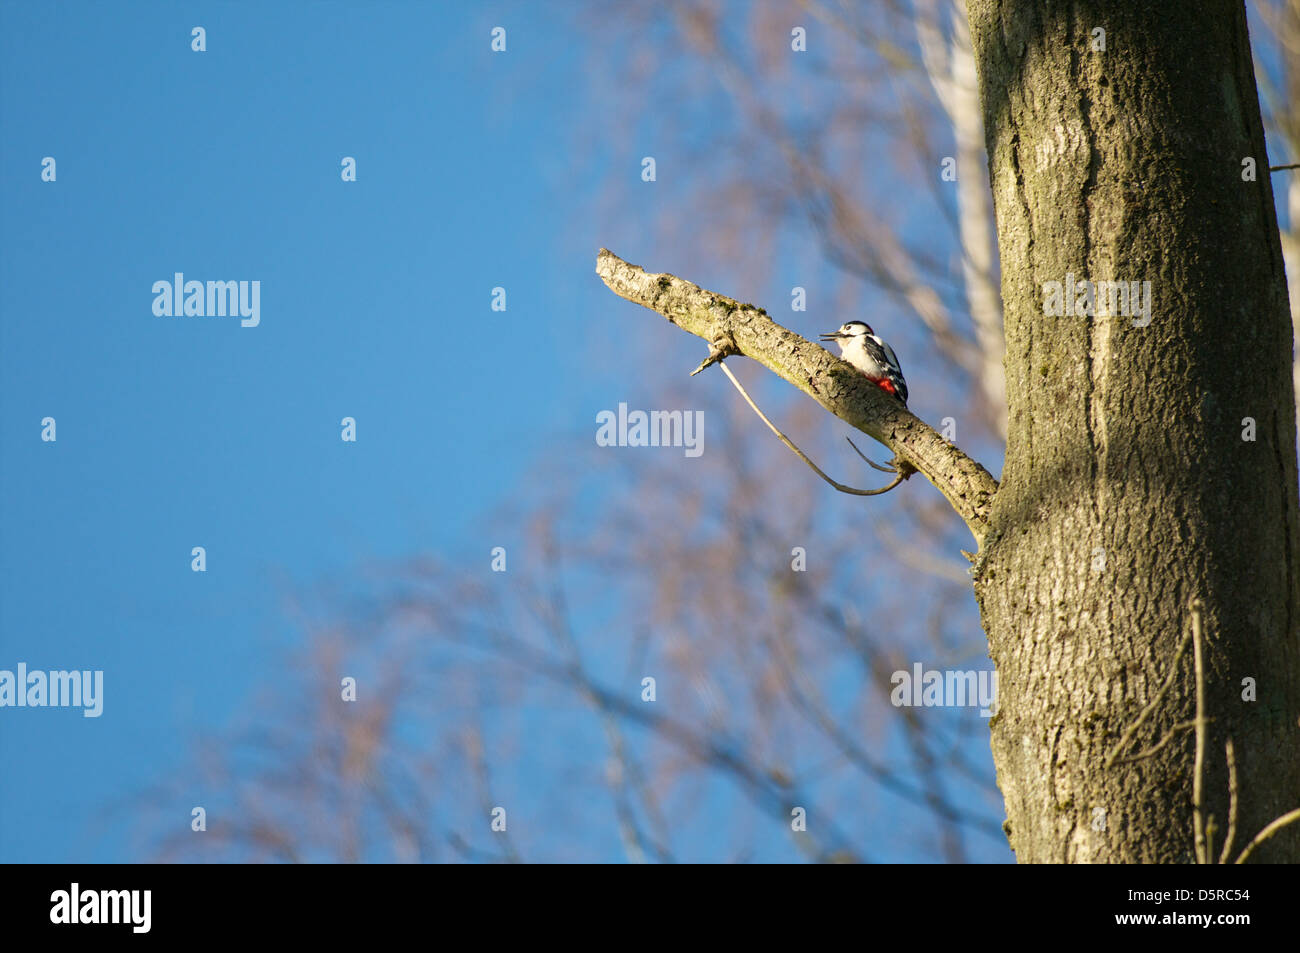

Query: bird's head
[819,320,873,345]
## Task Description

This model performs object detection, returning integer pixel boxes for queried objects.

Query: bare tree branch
[595,248,999,543]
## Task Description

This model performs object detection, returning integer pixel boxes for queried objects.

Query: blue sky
[0,0,663,861]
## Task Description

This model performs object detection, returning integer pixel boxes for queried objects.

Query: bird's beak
[819,332,842,342]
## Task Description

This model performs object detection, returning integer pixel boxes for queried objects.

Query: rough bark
[966,0,1300,861]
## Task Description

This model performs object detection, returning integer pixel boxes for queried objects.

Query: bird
[819,321,908,405]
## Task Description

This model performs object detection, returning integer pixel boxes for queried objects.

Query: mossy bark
[966,0,1300,861]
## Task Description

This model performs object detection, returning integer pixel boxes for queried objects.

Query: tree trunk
[966,0,1300,861]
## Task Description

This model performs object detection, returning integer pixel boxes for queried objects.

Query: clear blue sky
[0,0,671,862]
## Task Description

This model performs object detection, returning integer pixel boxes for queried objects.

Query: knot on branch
[690,334,740,377]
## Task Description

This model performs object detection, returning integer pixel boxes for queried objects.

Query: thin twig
[717,361,905,497]
[1234,808,1300,864]
[1110,720,1199,765]
[1191,599,1207,864]
[1218,737,1237,865]
[1104,622,1195,769]
[845,437,897,472]
[1269,162,1300,171]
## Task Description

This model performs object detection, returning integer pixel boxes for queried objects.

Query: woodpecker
[820,321,908,405]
